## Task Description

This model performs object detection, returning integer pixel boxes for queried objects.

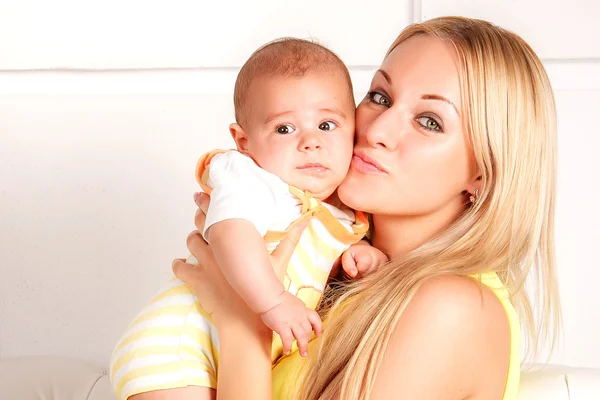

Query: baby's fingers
[292,320,312,357]
[279,328,294,356]
[355,252,375,273]
[307,309,323,337]
[341,250,358,278]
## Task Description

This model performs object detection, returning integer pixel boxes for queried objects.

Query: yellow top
[271,271,521,400]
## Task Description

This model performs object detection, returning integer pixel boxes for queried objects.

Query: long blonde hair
[297,16,560,399]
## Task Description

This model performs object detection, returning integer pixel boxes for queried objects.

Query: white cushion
[0,356,115,400]
[2,356,600,399]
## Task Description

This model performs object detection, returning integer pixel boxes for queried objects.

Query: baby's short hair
[234,38,354,126]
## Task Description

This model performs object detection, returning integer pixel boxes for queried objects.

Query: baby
[110,38,387,400]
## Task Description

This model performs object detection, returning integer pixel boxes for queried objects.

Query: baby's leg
[110,278,220,400]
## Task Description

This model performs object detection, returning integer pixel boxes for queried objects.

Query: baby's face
[241,73,355,200]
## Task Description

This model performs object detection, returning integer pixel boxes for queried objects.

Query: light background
[0,0,599,368]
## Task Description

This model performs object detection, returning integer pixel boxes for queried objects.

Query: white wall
[1,0,599,369]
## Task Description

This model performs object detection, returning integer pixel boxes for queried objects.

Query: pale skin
[133,35,511,400]
[129,69,387,400]
[205,71,387,356]
[130,199,356,400]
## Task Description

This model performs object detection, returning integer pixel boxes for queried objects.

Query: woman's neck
[371,205,463,259]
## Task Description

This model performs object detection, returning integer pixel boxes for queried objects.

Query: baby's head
[230,38,356,200]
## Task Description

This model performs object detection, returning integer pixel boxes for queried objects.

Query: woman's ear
[466,175,482,198]
[229,123,249,154]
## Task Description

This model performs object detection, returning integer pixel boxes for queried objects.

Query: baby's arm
[207,220,321,356]
[201,152,284,313]
[201,151,320,356]
[206,219,285,315]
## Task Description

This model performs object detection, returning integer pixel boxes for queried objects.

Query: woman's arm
[172,193,306,400]
[370,275,511,399]
[175,231,273,400]
[213,306,273,398]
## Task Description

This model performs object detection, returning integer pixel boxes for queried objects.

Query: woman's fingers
[194,207,207,234]
[194,192,210,213]
[186,230,210,262]
[193,192,210,233]
[271,222,307,279]
[172,258,198,285]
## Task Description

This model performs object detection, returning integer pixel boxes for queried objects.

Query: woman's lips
[351,152,387,175]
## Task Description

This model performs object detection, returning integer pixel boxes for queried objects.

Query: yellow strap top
[478,271,521,400]
[271,271,521,400]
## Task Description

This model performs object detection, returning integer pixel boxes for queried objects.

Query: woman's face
[338,35,478,218]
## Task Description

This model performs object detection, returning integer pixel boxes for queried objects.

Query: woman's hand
[172,192,306,324]
[172,192,304,400]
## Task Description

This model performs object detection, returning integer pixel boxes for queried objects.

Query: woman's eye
[276,124,295,134]
[416,116,442,132]
[368,91,391,107]
[319,121,337,131]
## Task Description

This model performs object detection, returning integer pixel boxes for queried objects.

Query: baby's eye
[416,116,442,132]
[319,121,337,131]
[276,124,295,134]
[368,91,391,107]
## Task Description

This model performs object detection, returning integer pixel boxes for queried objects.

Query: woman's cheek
[354,105,374,139]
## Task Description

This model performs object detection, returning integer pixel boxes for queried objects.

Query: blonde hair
[297,16,561,399]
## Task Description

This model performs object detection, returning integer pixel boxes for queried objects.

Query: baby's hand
[341,240,388,279]
[260,291,322,357]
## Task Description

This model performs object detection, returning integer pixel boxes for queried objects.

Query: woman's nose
[361,109,401,151]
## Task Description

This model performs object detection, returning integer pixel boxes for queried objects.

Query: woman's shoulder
[410,274,510,353]
[370,274,511,399]
[414,274,507,312]
[402,274,509,346]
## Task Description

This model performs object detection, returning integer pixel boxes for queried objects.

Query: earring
[469,189,479,204]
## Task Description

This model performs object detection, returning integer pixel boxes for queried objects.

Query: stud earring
[469,189,479,204]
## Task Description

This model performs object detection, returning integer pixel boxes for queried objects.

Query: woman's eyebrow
[421,94,459,115]
[376,69,392,85]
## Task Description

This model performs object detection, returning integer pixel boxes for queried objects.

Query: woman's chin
[338,174,366,210]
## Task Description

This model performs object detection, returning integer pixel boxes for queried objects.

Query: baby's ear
[229,123,249,154]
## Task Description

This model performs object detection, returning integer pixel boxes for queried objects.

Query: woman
[154,16,560,400]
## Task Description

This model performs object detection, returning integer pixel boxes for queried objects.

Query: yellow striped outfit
[109,150,368,400]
